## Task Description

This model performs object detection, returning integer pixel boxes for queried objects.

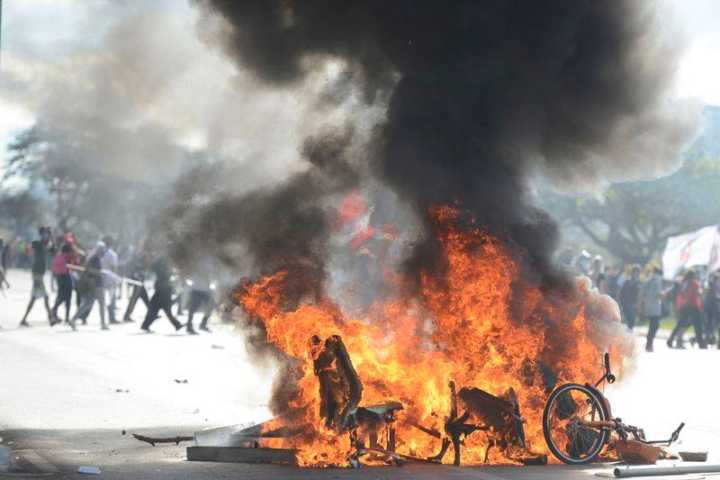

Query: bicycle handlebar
[596,353,616,387]
[604,353,616,384]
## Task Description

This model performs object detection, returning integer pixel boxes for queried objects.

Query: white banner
[662,225,720,280]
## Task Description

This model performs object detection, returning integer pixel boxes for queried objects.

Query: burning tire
[542,383,610,464]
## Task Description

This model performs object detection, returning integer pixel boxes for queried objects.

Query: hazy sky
[0,0,718,163]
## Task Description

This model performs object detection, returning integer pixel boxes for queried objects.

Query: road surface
[1,268,718,479]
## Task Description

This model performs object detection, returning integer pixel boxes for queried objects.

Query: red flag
[336,190,375,249]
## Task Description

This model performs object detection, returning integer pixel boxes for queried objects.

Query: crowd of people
[575,252,720,352]
[0,226,220,335]
[7,227,720,350]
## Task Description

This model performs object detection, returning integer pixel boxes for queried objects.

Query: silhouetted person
[123,250,150,322]
[141,257,183,333]
[589,256,607,294]
[619,265,641,330]
[703,274,720,347]
[0,237,9,273]
[0,238,10,296]
[186,275,215,334]
[20,227,58,327]
[642,267,664,352]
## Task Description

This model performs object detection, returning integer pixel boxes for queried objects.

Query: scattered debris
[131,433,194,447]
[612,464,720,478]
[187,446,297,465]
[679,451,708,462]
[78,465,102,475]
[614,440,662,465]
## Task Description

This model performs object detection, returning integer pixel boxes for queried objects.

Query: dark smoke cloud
[161,127,361,291]
[197,0,697,285]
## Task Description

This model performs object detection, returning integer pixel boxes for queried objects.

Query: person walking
[619,265,641,330]
[20,227,58,327]
[64,233,85,310]
[642,267,664,352]
[667,270,706,349]
[101,236,120,324]
[140,256,184,333]
[70,242,108,331]
[0,237,10,273]
[589,256,609,294]
[703,273,720,347]
[50,243,74,324]
[0,238,10,295]
[123,249,150,322]
[186,274,215,334]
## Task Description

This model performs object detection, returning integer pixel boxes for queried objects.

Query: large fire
[235,204,629,466]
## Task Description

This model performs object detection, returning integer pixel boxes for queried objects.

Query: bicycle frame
[580,353,684,448]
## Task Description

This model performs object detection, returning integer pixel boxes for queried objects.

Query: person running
[70,242,109,331]
[642,267,664,352]
[20,227,58,327]
[619,265,641,330]
[667,270,706,349]
[50,243,74,324]
[140,256,184,333]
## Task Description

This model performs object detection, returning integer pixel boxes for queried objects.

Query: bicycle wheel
[543,383,610,464]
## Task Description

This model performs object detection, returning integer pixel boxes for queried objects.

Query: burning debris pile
[232,207,629,466]
[176,0,698,467]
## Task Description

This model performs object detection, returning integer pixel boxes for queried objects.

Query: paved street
[1,268,719,479]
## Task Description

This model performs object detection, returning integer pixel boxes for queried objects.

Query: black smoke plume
[196,0,695,286]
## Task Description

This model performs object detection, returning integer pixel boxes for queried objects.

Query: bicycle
[542,353,684,464]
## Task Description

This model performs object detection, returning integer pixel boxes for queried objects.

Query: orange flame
[235,204,631,466]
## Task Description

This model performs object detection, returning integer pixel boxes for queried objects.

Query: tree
[0,191,44,236]
[3,124,95,233]
[542,106,720,265]
[1,123,158,243]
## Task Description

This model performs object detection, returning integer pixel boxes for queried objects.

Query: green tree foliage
[543,106,720,265]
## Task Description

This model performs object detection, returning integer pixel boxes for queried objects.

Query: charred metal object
[422,381,545,466]
[312,335,404,466]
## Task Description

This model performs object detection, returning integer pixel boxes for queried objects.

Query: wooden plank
[187,446,298,465]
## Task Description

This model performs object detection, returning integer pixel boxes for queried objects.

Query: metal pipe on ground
[613,464,720,477]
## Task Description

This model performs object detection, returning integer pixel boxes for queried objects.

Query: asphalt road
[2,268,719,479]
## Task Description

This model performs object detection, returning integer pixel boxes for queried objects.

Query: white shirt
[101,248,119,288]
